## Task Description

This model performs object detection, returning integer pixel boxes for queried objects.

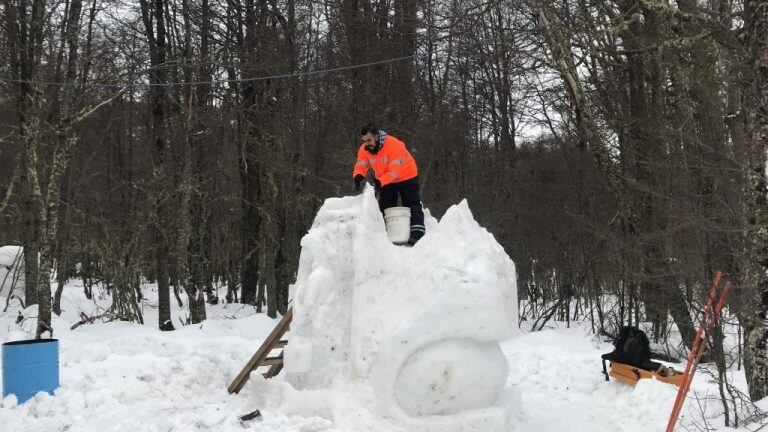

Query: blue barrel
[2,339,59,403]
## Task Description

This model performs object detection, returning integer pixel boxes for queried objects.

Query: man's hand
[354,174,365,192]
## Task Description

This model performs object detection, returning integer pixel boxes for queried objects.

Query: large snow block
[285,188,520,430]
[2,339,59,403]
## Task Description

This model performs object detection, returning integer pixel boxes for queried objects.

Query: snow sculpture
[282,187,519,430]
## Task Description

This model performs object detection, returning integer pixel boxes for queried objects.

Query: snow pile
[0,303,290,432]
[0,246,24,301]
[277,187,520,431]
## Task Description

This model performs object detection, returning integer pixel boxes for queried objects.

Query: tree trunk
[140,0,174,331]
[175,0,210,324]
[52,257,66,316]
[740,0,768,402]
[36,134,81,338]
[237,0,286,312]
[392,0,417,132]
[5,0,47,309]
[21,121,41,308]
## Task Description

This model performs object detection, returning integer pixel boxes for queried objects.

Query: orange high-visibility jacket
[352,135,418,187]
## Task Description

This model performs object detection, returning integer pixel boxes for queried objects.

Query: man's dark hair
[360,123,378,136]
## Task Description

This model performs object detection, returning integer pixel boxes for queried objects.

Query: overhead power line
[0,54,417,89]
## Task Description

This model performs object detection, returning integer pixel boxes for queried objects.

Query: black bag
[601,326,661,380]
[615,326,651,366]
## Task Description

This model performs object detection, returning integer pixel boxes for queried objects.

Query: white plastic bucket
[384,207,411,244]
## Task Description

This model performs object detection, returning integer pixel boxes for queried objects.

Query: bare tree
[739,0,768,402]
[140,0,175,331]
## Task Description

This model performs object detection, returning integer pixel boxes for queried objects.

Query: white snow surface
[0,192,762,431]
[0,294,760,431]
[0,246,24,301]
[283,189,519,430]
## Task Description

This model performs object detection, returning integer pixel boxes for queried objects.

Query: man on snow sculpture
[352,123,425,245]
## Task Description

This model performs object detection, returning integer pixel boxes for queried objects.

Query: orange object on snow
[607,362,685,387]
[666,274,730,432]
[352,134,418,187]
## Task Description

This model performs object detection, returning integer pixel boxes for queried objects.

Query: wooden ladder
[227,307,293,394]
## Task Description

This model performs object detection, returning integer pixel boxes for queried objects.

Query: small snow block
[284,343,312,373]
[239,409,262,422]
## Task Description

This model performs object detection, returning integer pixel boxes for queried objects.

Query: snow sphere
[394,338,509,416]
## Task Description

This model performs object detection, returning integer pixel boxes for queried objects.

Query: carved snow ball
[394,338,509,416]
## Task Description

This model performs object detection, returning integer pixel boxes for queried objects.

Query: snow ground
[0,283,763,432]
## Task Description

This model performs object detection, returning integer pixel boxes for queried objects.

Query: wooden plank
[612,363,654,380]
[228,308,293,394]
[610,373,639,386]
[263,350,284,379]
[262,356,284,366]
[609,368,639,386]
[264,362,284,379]
[273,340,288,348]
[657,372,685,387]
[609,362,641,386]
[609,362,684,387]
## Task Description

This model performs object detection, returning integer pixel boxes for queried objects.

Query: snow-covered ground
[1,191,765,431]
[0,286,763,431]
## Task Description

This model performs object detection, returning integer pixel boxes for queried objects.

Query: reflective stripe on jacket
[352,135,418,187]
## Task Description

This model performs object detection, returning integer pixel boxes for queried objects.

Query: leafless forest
[0,0,766,403]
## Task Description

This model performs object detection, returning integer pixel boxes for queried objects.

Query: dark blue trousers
[378,176,425,243]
